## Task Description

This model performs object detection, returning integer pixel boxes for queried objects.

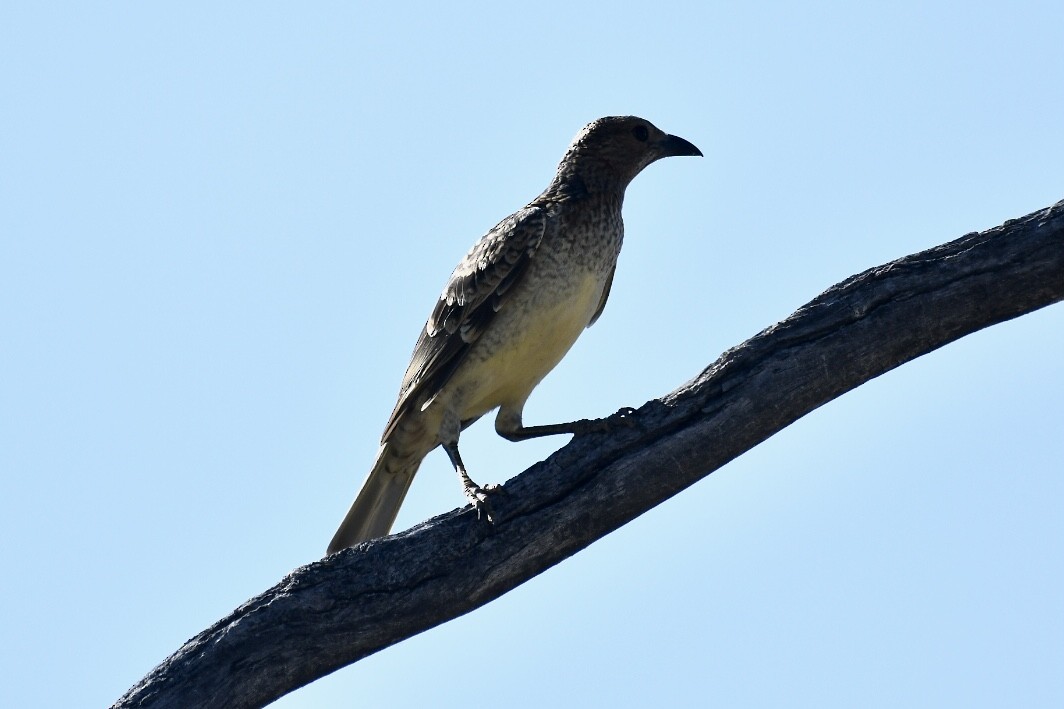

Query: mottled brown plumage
[328,116,701,553]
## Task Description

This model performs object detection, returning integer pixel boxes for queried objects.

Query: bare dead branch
[113,198,1064,709]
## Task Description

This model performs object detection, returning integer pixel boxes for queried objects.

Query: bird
[327,116,701,554]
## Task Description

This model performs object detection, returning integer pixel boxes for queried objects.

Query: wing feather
[587,262,615,327]
[381,205,549,440]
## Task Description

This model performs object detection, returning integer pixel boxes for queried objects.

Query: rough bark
[113,198,1064,709]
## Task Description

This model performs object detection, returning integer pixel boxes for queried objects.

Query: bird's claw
[572,406,639,435]
[464,482,504,523]
[609,406,639,426]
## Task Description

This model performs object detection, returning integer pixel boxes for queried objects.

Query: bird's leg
[441,441,502,523]
[496,406,638,442]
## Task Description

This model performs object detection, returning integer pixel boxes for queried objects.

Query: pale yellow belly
[452,272,603,419]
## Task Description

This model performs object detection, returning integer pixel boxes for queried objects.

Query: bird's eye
[632,125,649,142]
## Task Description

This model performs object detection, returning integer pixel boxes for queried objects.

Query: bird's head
[558,116,702,191]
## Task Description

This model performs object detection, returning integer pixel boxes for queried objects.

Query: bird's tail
[327,442,421,554]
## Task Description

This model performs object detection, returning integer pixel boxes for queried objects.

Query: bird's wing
[381,205,549,440]
[587,262,615,327]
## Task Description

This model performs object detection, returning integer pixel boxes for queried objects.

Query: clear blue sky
[2,3,1062,707]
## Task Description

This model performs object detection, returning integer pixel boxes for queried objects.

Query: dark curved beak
[661,133,703,158]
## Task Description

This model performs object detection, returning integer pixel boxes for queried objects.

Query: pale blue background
[2,3,1062,707]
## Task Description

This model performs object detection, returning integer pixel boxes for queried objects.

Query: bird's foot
[571,406,639,435]
[463,481,505,523]
[608,406,639,427]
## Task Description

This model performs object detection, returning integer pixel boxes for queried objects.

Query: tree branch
[114,198,1064,709]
